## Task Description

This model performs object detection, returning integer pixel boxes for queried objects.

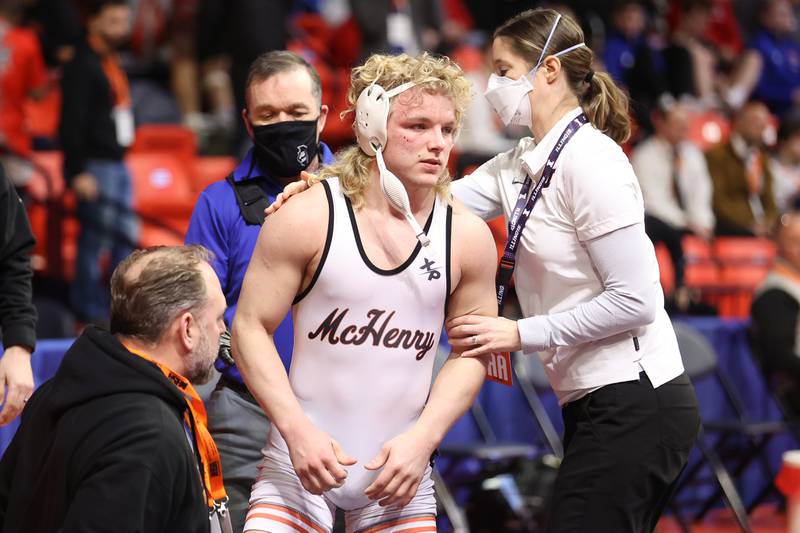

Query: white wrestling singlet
[246,177,451,533]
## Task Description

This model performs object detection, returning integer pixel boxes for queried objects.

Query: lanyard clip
[214,497,229,517]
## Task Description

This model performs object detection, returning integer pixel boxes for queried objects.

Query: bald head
[777,212,800,271]
[110,246,214,344]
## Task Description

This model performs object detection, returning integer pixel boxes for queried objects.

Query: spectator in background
[769,110,800,212]
[185,50,334,533]
[632,97,714,298]
[60,0,138,325]
[738,0,800,116]
[602,0,666,133]
[706,100,779,236]
[603,0,648,84]
[350,0,443,59]
[122,0,202,129]
[664,0,720,108]
[22,0,82,67]
[197,0,292,152]
[0,0,49,192]
[0,245,229,533]
[0,166,35,427]
[751,212,800,416]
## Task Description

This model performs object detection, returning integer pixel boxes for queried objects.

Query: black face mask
[251,118,320,178]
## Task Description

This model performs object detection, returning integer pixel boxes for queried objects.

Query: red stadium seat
[487,216,507,266]
[126,152,197,246]
[192,156,237,193]
[682,235,713,264]
[26,152,79,280]
[655,243,675,295]
[130,124,197,170]
[712,237,776,266]
[686,112,730,151]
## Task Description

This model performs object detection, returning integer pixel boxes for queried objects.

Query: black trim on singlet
[344,194,436,276]
[444,203,453,317]
[293,180,334,304]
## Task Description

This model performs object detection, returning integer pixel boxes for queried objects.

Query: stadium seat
[126,152,197,245]
[655,242,675,295]
[487,216,507,266]
[129,124,197,170]
[713,237,776,266]
[686,112,730,151]
[683,235,713,264]
[26,152,78,280]
[192,156,237,194]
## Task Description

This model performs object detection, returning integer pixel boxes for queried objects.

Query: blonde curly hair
[314,52,473,209]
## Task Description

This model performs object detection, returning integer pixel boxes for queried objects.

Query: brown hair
[494,8,631,144]
[245,50,322,107]
[110,245,212,344]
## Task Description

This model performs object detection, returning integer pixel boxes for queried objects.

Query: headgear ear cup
[355,81,418,156]
[354,78,438,247]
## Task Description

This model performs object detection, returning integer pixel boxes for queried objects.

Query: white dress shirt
[451,107,685,404]
[631,136,715,233]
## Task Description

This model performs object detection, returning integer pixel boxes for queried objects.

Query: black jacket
[0,327,210,533]
[59,42,126,183]
[0,169,36,350]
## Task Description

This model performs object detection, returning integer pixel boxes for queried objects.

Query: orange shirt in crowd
[0,17,48,156]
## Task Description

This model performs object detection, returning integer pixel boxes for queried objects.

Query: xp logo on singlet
[307,308,436,360]
[420,258,441,281]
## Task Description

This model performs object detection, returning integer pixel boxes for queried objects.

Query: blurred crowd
[4,0,800,322]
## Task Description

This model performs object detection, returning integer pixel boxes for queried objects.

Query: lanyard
[496,113,588,312]
[124,345,228,511]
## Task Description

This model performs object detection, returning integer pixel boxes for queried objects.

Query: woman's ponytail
[582,71,631,145]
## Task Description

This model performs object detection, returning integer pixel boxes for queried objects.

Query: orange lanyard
[124,345,227,510]
[747,150,764,196]
[88,34,131,108]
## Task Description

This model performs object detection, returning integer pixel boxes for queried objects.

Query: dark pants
[546,373,700,533]
[71,159,138,322]
[644,215,686,289]
[206,380,270,533]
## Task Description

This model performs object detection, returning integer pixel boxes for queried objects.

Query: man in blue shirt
[184,50,335,533]
[749,0,800,115]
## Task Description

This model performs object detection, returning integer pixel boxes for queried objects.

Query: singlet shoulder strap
[293,179,336,304]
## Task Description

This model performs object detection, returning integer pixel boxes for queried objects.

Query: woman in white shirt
[445,9,700,533]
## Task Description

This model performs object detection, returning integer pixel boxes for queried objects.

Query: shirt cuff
[2,324,36,353]
[517,315,550,353]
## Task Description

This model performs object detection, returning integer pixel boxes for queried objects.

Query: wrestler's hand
[264,171,313,217]
[364,426,435,507]
[284,419,357,495]
[446,315,522,357]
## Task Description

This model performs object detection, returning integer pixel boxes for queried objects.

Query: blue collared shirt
[185,143,334,382]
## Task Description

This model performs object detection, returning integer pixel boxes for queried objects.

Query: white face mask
[485,14,587,128]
